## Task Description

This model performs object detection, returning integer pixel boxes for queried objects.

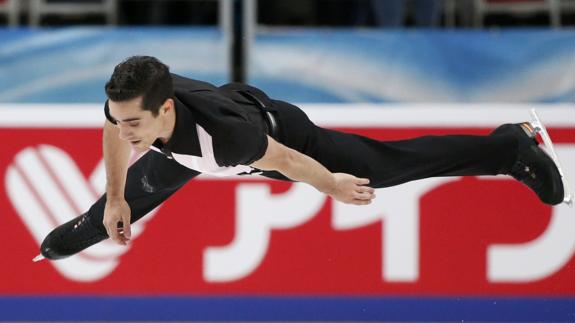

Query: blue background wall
[1,28,575,104]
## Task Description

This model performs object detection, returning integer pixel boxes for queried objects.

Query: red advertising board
[1,105,574,297]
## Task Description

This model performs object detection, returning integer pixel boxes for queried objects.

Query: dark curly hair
[105,56,173,116]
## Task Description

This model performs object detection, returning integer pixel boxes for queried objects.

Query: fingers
[103,201,132,245]
[104,220,122,244]
[352,182,375,204]
[331,174,376,206]
[351,198,373,205]
[356,186,375,194]
[116,223,129,245]
[355,177,370,185]
[122,213,132,240]
[353,183,375,200]
[104,220,130,245]
[353,191,375,200]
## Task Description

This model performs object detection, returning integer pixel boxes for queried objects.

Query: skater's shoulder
[171,73,218,93]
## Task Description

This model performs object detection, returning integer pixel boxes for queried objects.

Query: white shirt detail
[150,124,254,177]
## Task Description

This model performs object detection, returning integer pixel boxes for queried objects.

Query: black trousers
[41,101,521,258]
[262,100,519,188]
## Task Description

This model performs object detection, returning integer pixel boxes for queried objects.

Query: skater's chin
[130,141,148,153]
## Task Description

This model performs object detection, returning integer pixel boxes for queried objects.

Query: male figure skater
[37,56,570,260]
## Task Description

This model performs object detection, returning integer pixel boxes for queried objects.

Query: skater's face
[108,95,174,153]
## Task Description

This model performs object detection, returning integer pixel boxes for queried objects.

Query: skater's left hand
[329,173,376,205]
[103,197,132,245]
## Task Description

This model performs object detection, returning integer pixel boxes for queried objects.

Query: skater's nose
[118,123,135,141]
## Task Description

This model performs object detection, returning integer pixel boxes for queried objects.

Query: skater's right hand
[329,173,376,205]
[103,197,132,245]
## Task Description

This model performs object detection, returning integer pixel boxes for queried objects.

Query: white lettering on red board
[205,145,575,283]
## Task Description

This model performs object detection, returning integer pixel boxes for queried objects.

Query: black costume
[39,75,561,260]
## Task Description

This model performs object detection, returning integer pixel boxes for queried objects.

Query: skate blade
[530,108,574,207]
[32,254,45,262]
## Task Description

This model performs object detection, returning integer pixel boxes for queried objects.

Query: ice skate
[504,110,572,206]
[529,109,573,206]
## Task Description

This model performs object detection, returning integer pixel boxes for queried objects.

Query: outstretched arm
[250,136,375,205]
[102,119,133,244]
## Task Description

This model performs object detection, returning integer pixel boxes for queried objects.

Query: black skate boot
[507,121,565,205]
[33,214,107,261]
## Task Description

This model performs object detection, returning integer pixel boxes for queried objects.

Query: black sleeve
[104,100,117,124]
[178,90,268,167]
[212,115,269,167]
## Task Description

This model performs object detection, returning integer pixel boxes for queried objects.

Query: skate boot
[33,213,107,262]
[507,110,572,206]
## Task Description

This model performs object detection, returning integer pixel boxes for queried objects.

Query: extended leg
[262,100,566,206]
[311,122,565,205]
[310,125,519,188]
[38,150,200,260]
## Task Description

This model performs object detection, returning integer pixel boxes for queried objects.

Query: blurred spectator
[355,0,444,27]
[119,0,217,26]
[258,0,317,25]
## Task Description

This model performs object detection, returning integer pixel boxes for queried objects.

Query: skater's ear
[159,98,174,116]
